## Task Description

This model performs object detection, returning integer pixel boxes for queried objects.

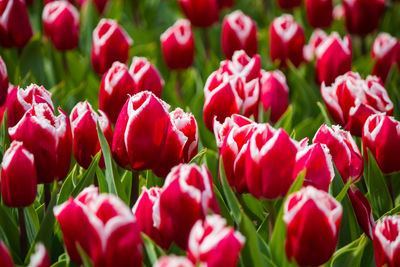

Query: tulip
[348,185,375,239]
[372,33,400,83]
[75,0,109,14]
[9,103,72,183]
[269,14,305,68]
[188,215,245,267]
[153,164,219,249]
[1,141,37,207]
[245,124,298,199]
[305,0,333,28]
[221,50,261,82]
[217,0,234,8]
[260,70,289,123]
[315,32,352,85]
[373,216,400,267]
[284,186,342,266]
[213,113,253,149]
[321,72,393,136]
[177,0,219,28]
[28,243,50,267]
[99,61,136,124]
[91,19,133,74]
[0,0,33,48]
[293,142,334,192]
[342,0,385,36]
[129,57,164,98]
[0,56,8,106]
[221,10,258,59]
[161,19,194,70]
[0,241,13,267]
[276,0,302,10]
[303,29,328,62]
[154,256,194,267]
[42,1,79,51]
[363,114,400,174]
[313,124,363,183]
[70,101,113,169]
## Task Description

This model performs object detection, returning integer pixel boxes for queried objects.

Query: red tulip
[0,241,13,267]
[363,114,400,174]
[342,0,385,36]
[213,113,253,149]
[91,19,133,74]
[154,164,219,249]
[42,1,79,51]
[348,185,375,239]
[260,70,289,123]
[0,0,33,48]
[220,50,261,82]
[177,0,219,28]
[313,124,363,183]
[28,243,50,267]
[129,57,164,98]
[0,56,8,106]
[70,101,113,169]
[321,72,393,136]
[221,10,258,59]
[315,32,352,85]
[303,29,328,61]
[217,0,234,8]
[269,14,305,68]
[305,0,333,28]
[99,62,136,124]
[284,186,342,266]
[188,215,245,267]
[9,103,72,183]
[245,124,298,199]
[276,0,302,10]
[161,19,194,70]
[372,33,400,83]
[154,256,194,267]
[1,141,37,207]
[373,216,400,267]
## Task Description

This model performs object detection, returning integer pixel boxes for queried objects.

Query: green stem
[130,171,139,207]
[267,200,276,240]
[18,208,28,259]
[202,29,210,59]
[44,183,51,212]
[387,174,395,207]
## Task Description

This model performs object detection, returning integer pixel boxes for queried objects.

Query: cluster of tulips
[0,0,400,266]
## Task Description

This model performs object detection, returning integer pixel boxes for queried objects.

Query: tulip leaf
[71,153,100,198]
[189,148,207,165]
[275,105,293,133]
[317,102,333,125]
[335,178,352,203]
[57,164,78,205]
[76,244,94,267]
[0,110,9,159]
[50,260,67,267]
[0,204,20,257]
[213,184,234,227]
[329,235,368,267]
[95,167,108,193]
[141,233,165,266]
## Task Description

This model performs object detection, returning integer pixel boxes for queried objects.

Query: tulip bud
[303,29,328,62]
[315,32,352,85]
[260,70,289,123]
[213,114,253,150]
[221,10,258,59]
[70,101,113,169]
[177,0,219,28]
[269,14,305,68]
[372,33,400,83]
[0,241,13,267]
[9,103,72,183]
[348,185,375,239]
[28,243,50,267]
[284,187,342,266]
[161,19,194,70]
[129,57,164,98]
[0,0,33,48]
[91,19,133,74]
[188,215,245,267]
[153,164,219,249]
[154,256,194,267]
[342,0,385,36]
[305,0,333,28]
[1,141,37,207]
[313,124,363,183]
[42,1,79,51]
[333,4,345,20]
[99,62,136,124]
[321,72,393,136]
[245,124,298,199]
[0,56,8,106]
[276,0,302,10]
[221,50,261,82]
[373,216,400,267]
[363,114,400,174]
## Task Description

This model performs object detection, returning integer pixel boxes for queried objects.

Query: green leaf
[189,148,207,165]
[317,102,333,125]
[0,204,20,257]
[335,178,352,203]
[329,235,369,267]
[76,244,94,267]
[275,105,293,133]
[70,153,101,198]
[0,110,9,158]
[141,233,165,266]
[57,165,78,204]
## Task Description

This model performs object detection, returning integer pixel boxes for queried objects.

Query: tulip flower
[91,19,133,74]
[220,50,261,82]
[217,0,234,8]
[269,14,305,68]
[284,186,342,266]
[129,57,164,98]
[221,10,258,59]
[213,113,253,149]
[1,141,37,207]
[372,33,400,83]
[0,56,8,106]
[0,241,13,267]
[348,185,375,239]
[70,101,113,169]
[154,256,194,267]
[315,32,352,85]
[373,216,400,267]
[188,215,245,267]
[42,1,79,51]
[177,0,219,28]
[161,19,194,70]
[303,29,328,61]
[0,0,33,48]
[276,0,302,10]
[305,0,333,28]
[363,114,400,174]
[313,124,363,183]
[28,243,50,267]
[321,72,393,136]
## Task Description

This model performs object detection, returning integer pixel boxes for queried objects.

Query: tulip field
[2,0,400,266]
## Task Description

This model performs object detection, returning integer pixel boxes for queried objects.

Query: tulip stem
[62,52,69,75]
[130,171,139,207]
[361,37,367,56]
[202,29,210,59]
[44,183,51,212]
[386,174,395,207]
[176,71,183,101]
[18,208,28,259]
[266,201,275,239]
